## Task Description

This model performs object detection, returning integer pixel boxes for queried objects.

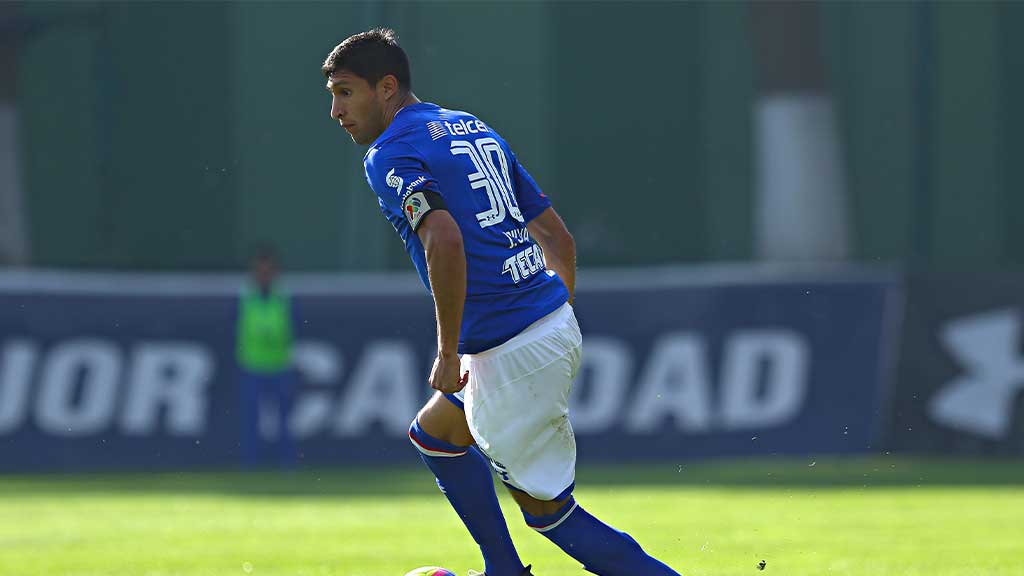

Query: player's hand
[429,351,469,394]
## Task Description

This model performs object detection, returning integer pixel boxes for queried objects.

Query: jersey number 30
[451,138,524,229]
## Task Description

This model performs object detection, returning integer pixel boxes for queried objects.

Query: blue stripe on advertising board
[0,272,898,471]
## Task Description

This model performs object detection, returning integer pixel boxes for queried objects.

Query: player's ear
[378,74,399,100]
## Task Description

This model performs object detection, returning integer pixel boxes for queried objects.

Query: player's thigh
[416,391,475,447]
[507,486,572,517]
[466,337,580,501]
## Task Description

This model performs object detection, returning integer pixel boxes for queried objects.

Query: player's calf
[514,491,681,576]
[408,395,526,576]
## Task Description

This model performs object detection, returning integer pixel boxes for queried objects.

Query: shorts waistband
[467,302,575,360]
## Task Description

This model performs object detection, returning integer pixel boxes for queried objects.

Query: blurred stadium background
[1,1,1023,575]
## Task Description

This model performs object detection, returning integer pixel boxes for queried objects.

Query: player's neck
[385,92,421,127]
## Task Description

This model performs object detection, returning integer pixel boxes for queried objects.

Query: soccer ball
[403,568,457,576]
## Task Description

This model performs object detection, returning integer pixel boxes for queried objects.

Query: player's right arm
[416,210,469,394]
[364,142,467,393]
[527,207,576,304]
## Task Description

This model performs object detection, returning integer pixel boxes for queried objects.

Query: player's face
[327,71,386,145]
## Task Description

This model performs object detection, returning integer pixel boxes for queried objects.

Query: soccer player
[322,28,682,576]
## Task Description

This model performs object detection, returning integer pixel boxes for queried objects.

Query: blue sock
[409,419,524,576]
[523,496,680,576]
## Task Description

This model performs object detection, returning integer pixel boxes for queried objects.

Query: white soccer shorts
[452,302,582,501]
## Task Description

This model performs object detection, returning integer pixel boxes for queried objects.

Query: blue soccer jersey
[363,102,569,354]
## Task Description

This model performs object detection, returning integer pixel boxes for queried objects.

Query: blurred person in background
[236,245,297,469]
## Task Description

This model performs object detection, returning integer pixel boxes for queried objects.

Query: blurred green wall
[21,1,233,268]
[828,0,1022,270]
[15,1,1024,271]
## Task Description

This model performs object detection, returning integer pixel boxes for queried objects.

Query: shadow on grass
[0,457,1021,497]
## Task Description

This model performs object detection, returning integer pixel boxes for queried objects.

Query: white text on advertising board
[0,330,808,438]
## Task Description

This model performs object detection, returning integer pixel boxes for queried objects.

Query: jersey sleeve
[511,152,552,223]
[365,142,446,232]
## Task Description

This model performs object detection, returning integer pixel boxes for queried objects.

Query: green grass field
[1,458,1022,576]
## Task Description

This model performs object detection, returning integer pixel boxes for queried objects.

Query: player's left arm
[509,149,576,304]
[416,209,469,394]
[527,207,576,304]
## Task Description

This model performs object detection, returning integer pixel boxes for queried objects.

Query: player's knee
[411,399,474,447]
[511,489,571,518]
[408,417,428,453]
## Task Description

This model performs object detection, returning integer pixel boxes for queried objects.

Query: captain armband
[401,189,447,231]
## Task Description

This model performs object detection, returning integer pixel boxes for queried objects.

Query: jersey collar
[369,102,439,149]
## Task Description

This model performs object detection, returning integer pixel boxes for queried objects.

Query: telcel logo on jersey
[444,119,488,136]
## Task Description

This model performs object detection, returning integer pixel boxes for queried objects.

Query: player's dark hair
[322,28,411,91]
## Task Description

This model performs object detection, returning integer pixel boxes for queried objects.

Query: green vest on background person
[236,285,293,373]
